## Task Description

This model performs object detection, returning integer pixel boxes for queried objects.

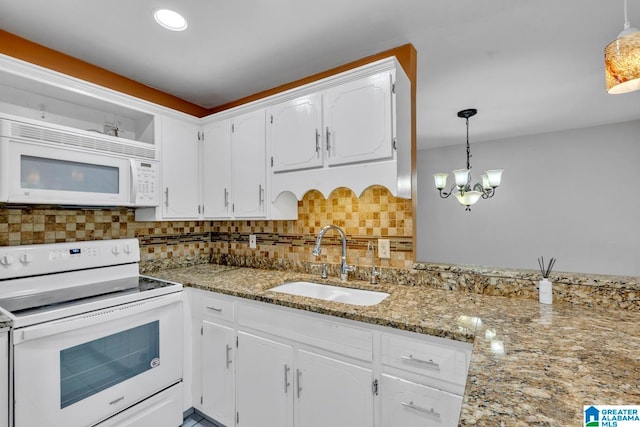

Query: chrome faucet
[367,241,380,284]
[312,225,355,282]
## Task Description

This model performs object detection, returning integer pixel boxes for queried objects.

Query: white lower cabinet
[202,321,235,427]
[380,374,462,427]
[236,332,293,427]
[296,350,373,427]
[187,289,472,427]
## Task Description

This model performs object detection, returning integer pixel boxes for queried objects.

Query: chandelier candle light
[605,0,640,94]
[433,109,503,211]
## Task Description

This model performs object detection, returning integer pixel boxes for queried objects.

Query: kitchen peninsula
[150,263,640,427]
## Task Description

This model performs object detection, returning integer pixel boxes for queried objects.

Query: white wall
[416,120,640,277]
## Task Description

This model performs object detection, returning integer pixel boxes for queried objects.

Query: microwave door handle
[129,159,138,205]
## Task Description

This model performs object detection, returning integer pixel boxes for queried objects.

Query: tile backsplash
[2,188,639,310]
[0,185,414,269]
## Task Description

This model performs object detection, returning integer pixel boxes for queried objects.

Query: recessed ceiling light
[153,8,188,31]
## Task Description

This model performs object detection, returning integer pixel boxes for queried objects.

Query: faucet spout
[312,225,354,282]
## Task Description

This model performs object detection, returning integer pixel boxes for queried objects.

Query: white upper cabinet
[270,58,411,201]
[323,71,394,167]
[202,119,232,219]
[268,93,323,172]
[158,115,201,219]
[231,109,267,218]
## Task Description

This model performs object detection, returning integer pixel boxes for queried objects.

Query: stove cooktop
[0,275,179,317]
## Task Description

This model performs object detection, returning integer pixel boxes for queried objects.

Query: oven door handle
[13,292,182,344]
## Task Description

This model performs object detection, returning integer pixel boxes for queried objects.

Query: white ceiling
[1,0,639,149]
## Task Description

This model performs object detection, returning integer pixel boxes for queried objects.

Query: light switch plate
[249,234,257,249]
[378,239,390,259]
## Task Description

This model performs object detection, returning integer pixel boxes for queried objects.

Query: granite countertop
[150,264,640,426]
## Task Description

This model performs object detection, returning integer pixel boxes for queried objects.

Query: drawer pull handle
[401,401,441,419]
[109,396,125,405]
[400,355,440,371]
[206,306,223,312]
[226,344,233,369]
[296,369,302,398]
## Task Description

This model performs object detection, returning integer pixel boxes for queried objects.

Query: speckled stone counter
[149,264,640,427]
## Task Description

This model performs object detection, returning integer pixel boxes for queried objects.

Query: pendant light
[605,0,640,94]
[433,109,503,211]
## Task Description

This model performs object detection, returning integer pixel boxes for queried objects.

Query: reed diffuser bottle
[537,257,556,305]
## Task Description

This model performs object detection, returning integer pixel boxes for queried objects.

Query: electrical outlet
[378,239,391,259]
[249,234,257,249]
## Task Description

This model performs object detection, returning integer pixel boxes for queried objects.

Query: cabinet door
[160,116,200,218]
[380,374,463,427]
[236,332,293,427]
[296,350,374,427]
[323,71,394,166]
[202,119,232,219]
[268,94,323,172]
[202,321,235,427]
[231,110,266,218]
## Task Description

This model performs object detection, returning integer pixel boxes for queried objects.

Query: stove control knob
[19,253,33,264]
[112,246,121,255]
[0,255,15,266]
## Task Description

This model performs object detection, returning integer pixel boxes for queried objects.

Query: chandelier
[433,109,503,211]
[605,0,640,94]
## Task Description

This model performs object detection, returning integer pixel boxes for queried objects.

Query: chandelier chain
[465,117,471,171]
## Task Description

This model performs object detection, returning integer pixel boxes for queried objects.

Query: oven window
[21,155,119,194]
[60,321,160,409]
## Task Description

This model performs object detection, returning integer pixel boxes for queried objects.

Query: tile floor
[181,411,219,427]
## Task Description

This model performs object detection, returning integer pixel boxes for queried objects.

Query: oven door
[12,292,182,427]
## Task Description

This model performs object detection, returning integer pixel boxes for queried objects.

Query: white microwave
[0,115,159,207]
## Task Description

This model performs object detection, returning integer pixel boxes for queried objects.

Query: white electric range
[0,238,184,427]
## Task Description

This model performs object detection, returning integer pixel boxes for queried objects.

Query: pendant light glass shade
[485,169,504,187]
[453,169,470,187]
[455,191,482,208]
[605,31,640,93]
[481,174,491,190]
[433,173,449,190]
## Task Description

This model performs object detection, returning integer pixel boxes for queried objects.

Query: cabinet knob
[0,255,15,266]
[19,253,33,264]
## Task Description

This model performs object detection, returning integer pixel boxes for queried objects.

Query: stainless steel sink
[269,281,389,306]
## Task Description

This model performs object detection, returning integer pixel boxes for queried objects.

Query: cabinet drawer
[199,294,235,322]
[238,303,373,361]
[381,374,462,427]
[381,334,470,388]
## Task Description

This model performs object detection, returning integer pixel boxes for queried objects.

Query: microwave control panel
[133,160,159,206]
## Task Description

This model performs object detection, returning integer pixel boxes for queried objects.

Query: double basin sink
[269,281,389,306]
